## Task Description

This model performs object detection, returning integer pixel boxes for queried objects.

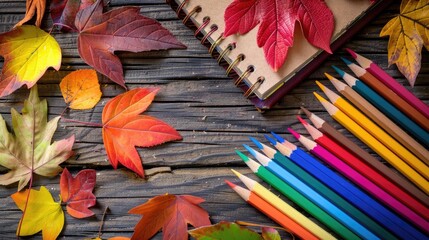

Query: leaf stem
[97,206,110,238]
[60,117,103,127]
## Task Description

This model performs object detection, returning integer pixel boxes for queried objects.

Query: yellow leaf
[0,25,61,97]
[380,0,429,86]
[14,0,46,28]
[11,186,64,240]
[60,69,102,109]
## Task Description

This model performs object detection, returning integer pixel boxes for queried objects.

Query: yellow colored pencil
[316,80,429,180]
[231,169,337,240]
[314,93,429,194]
[325,73,429,165]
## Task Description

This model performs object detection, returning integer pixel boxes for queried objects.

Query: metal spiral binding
[218,43,235,63]
[183,6,201,24]
[175,0,189,15]
[209,33,224,55]
[194,17,210,37]
[244,77,265,98]
[226,54,244,75]
[234,66,254,86]
[200,25,217,44]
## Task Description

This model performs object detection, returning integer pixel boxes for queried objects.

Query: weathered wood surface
[0,1,428,239]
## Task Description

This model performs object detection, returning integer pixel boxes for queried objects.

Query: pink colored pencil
[297,116,429,220]
[289,128,429,233]
[346,48,429,119]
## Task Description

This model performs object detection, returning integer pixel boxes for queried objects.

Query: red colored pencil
[225,180,319,240]
[289,128,429,233]
[297,116,429,220]
[346,48,429,119]
[301,107,429,206]
[342,57,429,131]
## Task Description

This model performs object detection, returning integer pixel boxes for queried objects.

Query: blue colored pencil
[332,65,429,147]
[243,144,380,240]
[268,133,428,240]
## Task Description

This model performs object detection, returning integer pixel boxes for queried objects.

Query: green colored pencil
[235,150,360,240]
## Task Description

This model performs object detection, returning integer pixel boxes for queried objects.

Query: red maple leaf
[102,88,182,177]
[129,194,211,240]
[75,0,186,88]
[50,0,95,31]
[60,168,96,218]
[224,0,334,71]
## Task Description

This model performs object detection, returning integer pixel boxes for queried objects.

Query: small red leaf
[75,0,185,88]
[60,168,96,218]
[129,194,210,240]
[50,0,95,31]
[102,88,182,177]
[223,0,262,37]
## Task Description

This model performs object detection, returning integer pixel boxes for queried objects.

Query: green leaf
[0,85,75,191]
[189,221,263,240]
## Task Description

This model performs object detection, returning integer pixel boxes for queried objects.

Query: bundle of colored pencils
[227,50,429,239]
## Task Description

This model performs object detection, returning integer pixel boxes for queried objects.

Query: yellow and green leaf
[11,186,64,240]
[0,25,61,97]
[380,0,429,86]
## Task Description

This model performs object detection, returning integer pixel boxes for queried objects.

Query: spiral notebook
[167,0,392,110]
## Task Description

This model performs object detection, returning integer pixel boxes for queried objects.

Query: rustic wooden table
[0,1,427,239]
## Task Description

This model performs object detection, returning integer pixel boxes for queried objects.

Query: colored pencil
[289,128,429,232]
[342,57,429,131]
[250,137,399,240]
[326,72,429,164]
[235,150,361,240]
[230,169,335,240]
[301,107,429,206]
[345,48,429,119]
[316,80,429,180]
[267,133,428,240]
[297,117,429,221]
[225,180,320,240]
[243,144,380,240]
[333,66,429,147]
[314,93,429,194]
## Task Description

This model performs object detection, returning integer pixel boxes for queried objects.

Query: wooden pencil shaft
[287,147,427,240]
[341,86,429,164]
[310,113,429,206]
[272,152,399,239]
[332,96,429,180]
[330,108,429,195]
[254,166,360,240]
[358,71,429,131]
[313,134,429,221]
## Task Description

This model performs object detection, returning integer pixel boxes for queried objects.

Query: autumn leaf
[50,0,95,31]
[380,0,429,86]
[0,25,61,98]
[224,0,334,71]
[129,194,210,240]
[11,186,64,239]
[14,0,46,27]
[60,69,102,109]
[261,227,281,240]
[75,0,186,88]
[0,85,75,191]
[189,221,263,240]
[102,88,182,177]
[60,168,96,218]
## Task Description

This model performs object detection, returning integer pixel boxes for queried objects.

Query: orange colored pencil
[225,180,320,240]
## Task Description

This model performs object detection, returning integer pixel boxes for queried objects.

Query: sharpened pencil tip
[288,128,300,139]
[315,80,325,91]
[300,107,312,118]
[297,116,308,126]
[249,137,263,150]
[230,169,241,177]
[313,92,328,102]
[332,65,345,77]
[264,134,277,145]
[235,150,249,162]
[225,180,237,188]
[324,72,334,80]
[243,144,256,156]
[341,57,353,65]
[345,48,357,59]
[271,131,285,143]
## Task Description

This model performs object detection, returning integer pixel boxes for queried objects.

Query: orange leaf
[60,69,102,109]
[102,88,182,177]
[15,0,46,28]
[380,0,429,86]
[128,194,210,240]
